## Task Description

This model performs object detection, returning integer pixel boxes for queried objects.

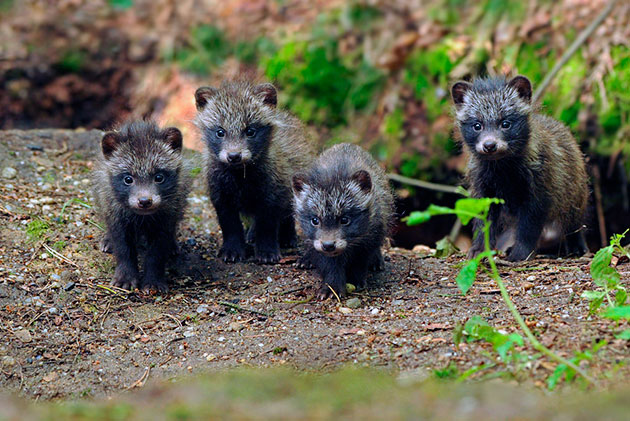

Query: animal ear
[351,170,372,193]
[163,127,183,152]
[508,75,532,103]
[253,83,277,108]
[292,174,308,194]
[101,132,122,158]
[451,81,471,107]
[195,86,218,111]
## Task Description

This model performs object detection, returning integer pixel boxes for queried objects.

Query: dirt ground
[0,129,629,400]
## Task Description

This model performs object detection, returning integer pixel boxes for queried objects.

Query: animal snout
[482,140,497,153]
[138,197,153,208]
[227,152,242,163]
[321,241,336,252]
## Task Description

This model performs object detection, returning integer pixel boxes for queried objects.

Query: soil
[0,129,628,400]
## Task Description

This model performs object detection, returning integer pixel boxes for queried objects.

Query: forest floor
[0,130,629,411]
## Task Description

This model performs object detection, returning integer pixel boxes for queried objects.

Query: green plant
[26,218,49,241]
[582,230,629,314]
[406,197,596,387]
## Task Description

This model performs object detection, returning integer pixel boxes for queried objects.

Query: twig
[161,313,183,329]
[387,173,460,194]
[125,366,150,390]
[532,0,618,102]
[26,311,47,327]
[591,164,607,247]
[42,243,78,267]
[96,284,129,296]
[219,301,271,317]
[327,284,341,304]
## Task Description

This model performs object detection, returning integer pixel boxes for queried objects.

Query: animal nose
[138,197,153,208]
[227,152,242,163]
[482,141,497,153]
[321,242,336,252]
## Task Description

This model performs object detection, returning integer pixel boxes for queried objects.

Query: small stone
[50,273,61,281]
[42,371,58,382]
[15,329,32,343]
[345,297,361,309]
[196,304,209,314]
[392,299,404,306]
[206,354,216,361]
[48,307,58,315]
[183,329,195,338]
[186,238,197,246]
[27,144,44,151]
[526,275,536,282]
[63,282,75,291]
[2,167,17,179]
[1,356,16,367]
[228,321,244,332]
[338,307,352,314]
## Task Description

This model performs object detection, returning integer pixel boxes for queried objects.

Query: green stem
[482,220,596,385]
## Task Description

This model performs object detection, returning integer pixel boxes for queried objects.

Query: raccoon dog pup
[195,81,314,264]
[93,121,190,291]
[292,143,394,299]
[451,75,589,261]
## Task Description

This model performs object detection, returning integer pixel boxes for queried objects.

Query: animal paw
[316,282,345,301]
[255,247,281,264]
[141,276,169,293]
[296,254,314,269]
[100,236,113,254]
[112,267,140,291]
[218,241,246,263]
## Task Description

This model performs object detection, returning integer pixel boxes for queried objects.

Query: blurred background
[0,0,628,250]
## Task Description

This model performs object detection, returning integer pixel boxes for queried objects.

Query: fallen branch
[387,173,460,194]
[532,0,618,103]
[219,301,271,317]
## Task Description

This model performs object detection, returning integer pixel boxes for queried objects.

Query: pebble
[48,307,58,315]
[183,329,195,338]
[345,297,361,309]
[186,238,197,247]
[196,304,209,314]
[338,307,352,314]
[1,356,16,367]
[2,167,17,179]
[63,282,76,291]
[15,329,33,343]
[228,321,244,332]
[392,299,404,306]
[526,275,536,282]
[50,273,61,281]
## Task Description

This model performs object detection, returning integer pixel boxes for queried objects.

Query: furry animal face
[452,75,532,160]
[101,122,183,215]
[195,81,278,166]
[292,169,373,256]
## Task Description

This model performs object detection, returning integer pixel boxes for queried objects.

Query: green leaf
[108,0,133,9]
[581,290,606,301]
[454,198,502,225]
[615,330,630,340]
[590,246,614,287]
[456,259,478,295]
[434,237,459,258]
[547,364,568,391]
[404,211,432,226]
[615,288,628,306]
[602,306,630,320]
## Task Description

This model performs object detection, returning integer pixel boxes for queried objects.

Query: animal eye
[501,120,511,129]
[310,217,320,226]
[472,122,483,131]
[154,173,165,184]
[245,127,256,137]
[339,216,350,225]
[123,175,134,185]
[216,128,226,138]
